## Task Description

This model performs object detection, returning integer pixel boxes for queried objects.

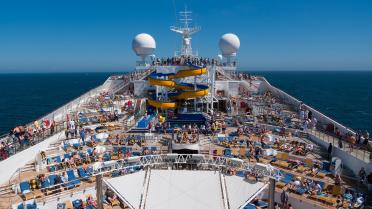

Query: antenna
[170,6,201,56]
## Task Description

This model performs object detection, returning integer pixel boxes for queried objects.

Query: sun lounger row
[19,168,92,200]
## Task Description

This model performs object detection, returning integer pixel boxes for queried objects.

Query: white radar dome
[219,33,240,56]
[132,33,156,57]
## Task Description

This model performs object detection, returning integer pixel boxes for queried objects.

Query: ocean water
[0,73,111,135]
[0,71,371,135]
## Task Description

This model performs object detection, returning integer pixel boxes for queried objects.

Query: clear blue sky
[0,0,371,72]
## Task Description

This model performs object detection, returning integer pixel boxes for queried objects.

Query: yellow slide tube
[169,67,207,79]
[170,89,209,100]
[148,77,194,90]
[148,99,177,109]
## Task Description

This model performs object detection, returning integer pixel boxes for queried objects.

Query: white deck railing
[257,77,371,163]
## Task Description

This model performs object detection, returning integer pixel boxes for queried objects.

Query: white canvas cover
[105,169,268,209]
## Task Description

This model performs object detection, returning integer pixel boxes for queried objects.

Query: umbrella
[262,133,274,143]
[94,145,106,154]
[95,133,109,140]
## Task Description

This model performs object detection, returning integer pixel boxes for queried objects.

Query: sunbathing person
[227,167,236,175]
[82,163,89,172]
[105,189,118,206]
[273,138,280,148]
[87,195,97,207]
[68,157,76,168]
[280,144,293,152]
[288,178,302,190]
[310,182,322,195]
[60,172,68,184]
[335,174,342,185]
[294,146,305,156]
[307,165,319,176]
[118,151,124,159]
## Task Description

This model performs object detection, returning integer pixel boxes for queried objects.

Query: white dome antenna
[219,33,240,66]
[132,33,156,65]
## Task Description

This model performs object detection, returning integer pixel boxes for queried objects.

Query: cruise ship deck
[0,10,371,209]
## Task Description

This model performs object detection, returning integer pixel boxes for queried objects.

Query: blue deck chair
[64,170,80,189]
[87,148,93,156]
[72,199,82,209]
[317,181,325,190]
[79,152,85,158]
[63,144,70,151]
[103,153,111,161]
[236,170,245,177]
[48,175,56,186]
[17,201,37,209]
[26,201,37,209]
[132,151,141,156]
[120,147,127,153]
[55,156,62,163]
[17,203,23,209]
[86,205,94,209]
[20,181,31,194]
[64,153,71,160]
[224,149,232,157]
[255,200,268,208]
[296,186,308,195]
[86,167,93,175]
[40,178,50,190]
[56,203,65,209]
[321,161,332,175]
[22,139,31,146]
[244,203,257,209]
[63,181,75,190]
[282,173,294,184]
[79,117,88,124]
[111,170,120,177]
[150,146,157,152]
[67,170,81,185]
[77,167,91,181]
[73,143,81,150]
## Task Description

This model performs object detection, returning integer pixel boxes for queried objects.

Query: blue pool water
[0,71,371,135]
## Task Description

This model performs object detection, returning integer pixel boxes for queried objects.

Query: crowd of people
[0,119,57,160]
[150,55,239,67]
[175,129,199,144]
[152,56,221,67]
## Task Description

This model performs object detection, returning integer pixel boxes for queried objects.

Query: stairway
[0,184,13,196]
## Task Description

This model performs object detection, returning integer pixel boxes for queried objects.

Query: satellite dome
[132,33,156,57]
[219,33,240,56]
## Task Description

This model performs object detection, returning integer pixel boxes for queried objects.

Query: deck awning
[104,169,267,209]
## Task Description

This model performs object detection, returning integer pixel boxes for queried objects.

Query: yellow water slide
[147,65,208,109]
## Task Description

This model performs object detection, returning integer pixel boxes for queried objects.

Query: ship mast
[170,7,200,56]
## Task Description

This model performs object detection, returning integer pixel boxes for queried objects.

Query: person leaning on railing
[0,141,9,160]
